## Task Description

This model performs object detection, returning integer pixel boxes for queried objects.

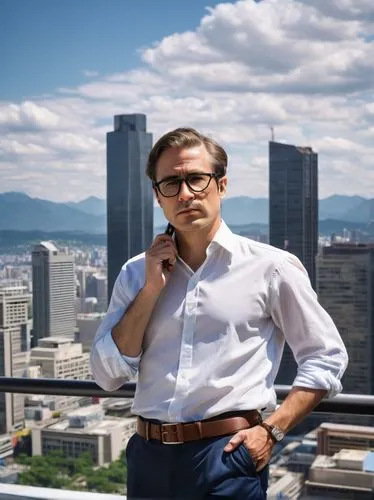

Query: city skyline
[1,0,374,202]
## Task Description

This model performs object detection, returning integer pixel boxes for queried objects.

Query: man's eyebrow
[158,171,206,182]
[158,174,180,183]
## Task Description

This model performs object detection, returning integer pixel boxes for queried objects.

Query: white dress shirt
[90,221,348,423]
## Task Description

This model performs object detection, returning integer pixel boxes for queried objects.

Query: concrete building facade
[317,423,374,456]
[31,405,137,466]
[32,242,76,346]
[0,282,30,433]
[76,313,105,353]
[305,451,374,499]
[28,337,91,411]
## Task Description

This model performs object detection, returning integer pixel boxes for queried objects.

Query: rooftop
[37,337,74,347]
[319,422,374,433]
[39,241,58,252]
[77,313,106,320]
[48,416,134,435]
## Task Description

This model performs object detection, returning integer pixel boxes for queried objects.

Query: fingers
[148,234,177,253]
[224,435,270,472]
[148,240,177,260]
[153,233,177,248]
[223,431,246,452]
[149,247,177,264]
[256,460,268,472]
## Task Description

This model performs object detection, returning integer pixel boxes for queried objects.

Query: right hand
[144,234,178,293]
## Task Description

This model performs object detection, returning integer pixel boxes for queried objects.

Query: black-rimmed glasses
[153,173,222,198]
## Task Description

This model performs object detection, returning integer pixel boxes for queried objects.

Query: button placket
[168,273,200,420]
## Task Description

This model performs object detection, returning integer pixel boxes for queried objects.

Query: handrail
[1,377,373,415]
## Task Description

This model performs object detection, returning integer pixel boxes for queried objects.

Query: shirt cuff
[292,354,347,399]
[100,331,142,379]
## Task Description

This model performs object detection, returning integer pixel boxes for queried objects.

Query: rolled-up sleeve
[269,253,348,398]
[90,265,142,391]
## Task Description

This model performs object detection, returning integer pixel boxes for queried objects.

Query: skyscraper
[107,114,153,299]
[318,243,374,395]
[269,141,318,386]
[32,242,75,346]
[85,273,107,312]
[0,281,30,433]
[269,141,318,288]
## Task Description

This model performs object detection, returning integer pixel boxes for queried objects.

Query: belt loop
[145,421,150,441]
[196,421,203,439]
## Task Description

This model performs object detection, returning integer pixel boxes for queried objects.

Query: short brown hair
[146,127,228,182]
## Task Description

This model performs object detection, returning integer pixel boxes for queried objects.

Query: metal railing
[1,377,373,415]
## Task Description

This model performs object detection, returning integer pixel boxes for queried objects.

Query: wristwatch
[260,421,285,442]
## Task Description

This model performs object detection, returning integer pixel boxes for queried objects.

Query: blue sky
[1,0,224,100]
[1,0,373,202]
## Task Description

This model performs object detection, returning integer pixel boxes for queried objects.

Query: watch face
[272,427,284,441]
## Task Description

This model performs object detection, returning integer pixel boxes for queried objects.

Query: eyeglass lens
[158,174,214,197]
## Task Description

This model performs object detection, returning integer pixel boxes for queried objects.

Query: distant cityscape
[0,114,373,498]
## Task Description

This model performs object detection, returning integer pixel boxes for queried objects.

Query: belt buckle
[161,423,184,445]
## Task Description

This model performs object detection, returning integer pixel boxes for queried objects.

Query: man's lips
[177,207,200,215]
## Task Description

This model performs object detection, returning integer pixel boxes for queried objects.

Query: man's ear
[218,176,227,199]
[154,188,162,206]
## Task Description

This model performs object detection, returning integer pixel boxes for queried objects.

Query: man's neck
[176,219,221,272]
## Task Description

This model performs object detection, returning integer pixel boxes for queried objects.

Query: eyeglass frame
[153,172,224,198]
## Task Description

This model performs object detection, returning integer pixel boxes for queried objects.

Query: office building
[317,244,374,395]
[107,114,153,299]
[269,141,318,287]
[269,141,318,387]
[28,337,91,411]
[31,242,75,346]
[0,282,30,433]
[305,450,374,498]
[267,471,304,499]
[85,273,107,312]
[31,405,137,466]
[76,313,105,352]
[317,423,374,456]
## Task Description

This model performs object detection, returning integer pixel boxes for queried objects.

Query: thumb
[224,433,245,453]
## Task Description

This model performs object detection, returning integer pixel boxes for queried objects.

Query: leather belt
[136,410,262,445]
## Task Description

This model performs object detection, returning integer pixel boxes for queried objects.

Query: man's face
[154,144,227,233]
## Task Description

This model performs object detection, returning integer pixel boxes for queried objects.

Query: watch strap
[259,421,277,442]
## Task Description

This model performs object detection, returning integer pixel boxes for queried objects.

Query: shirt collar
[209,220,235,255]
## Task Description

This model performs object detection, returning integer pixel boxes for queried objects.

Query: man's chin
[175,217,210,232]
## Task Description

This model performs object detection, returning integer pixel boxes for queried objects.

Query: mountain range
[0,192,373,233]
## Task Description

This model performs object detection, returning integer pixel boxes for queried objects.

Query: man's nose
[178,180,195,201]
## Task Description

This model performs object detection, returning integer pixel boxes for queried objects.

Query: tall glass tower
[269,141,318,289]
[269,141,318,386]
[106,114,153,300]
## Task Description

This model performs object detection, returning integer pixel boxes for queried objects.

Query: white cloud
[0,101,60,132]
[1,0,374,201]
[83,70,99,77]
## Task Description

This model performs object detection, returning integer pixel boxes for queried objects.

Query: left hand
[223,425,274,472]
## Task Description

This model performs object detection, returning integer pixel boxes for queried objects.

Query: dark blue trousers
[126,433,269,499]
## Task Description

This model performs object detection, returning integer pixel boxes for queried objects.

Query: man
[91,128,348,499]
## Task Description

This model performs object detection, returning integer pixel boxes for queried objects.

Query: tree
[16,448,127,494]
